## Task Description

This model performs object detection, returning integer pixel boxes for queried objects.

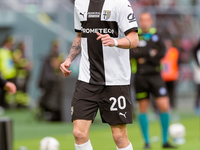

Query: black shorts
[134,73,168,101]
[71,80,133,125]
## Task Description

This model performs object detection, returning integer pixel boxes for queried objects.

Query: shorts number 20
[109,96,126,111]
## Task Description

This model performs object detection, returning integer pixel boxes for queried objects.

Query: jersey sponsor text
[81,28,115,34]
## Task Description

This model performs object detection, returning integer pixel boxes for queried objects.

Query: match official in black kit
[130,12,176,149]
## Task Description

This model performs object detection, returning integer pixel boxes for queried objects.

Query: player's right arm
[60,32,82,77]
[60,1,82,77]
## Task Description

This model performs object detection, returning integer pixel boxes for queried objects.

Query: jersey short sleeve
[74,2,82,32]
[118,0,138,35]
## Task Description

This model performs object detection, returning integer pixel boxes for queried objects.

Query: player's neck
[142,30,150,34]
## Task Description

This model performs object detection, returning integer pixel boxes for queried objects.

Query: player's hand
[96,32,115,47]
[4,82,16,94]
[60,59,72,77]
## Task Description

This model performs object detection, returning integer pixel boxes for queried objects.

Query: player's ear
[150,14,154,26]
[151,18,154,26]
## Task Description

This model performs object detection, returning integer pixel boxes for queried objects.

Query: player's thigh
[99,85,132,125]
[156,96,170,112]
[148,74,168,98]
[71,80,99,122]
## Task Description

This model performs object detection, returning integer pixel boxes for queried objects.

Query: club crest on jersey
[103,10,111,20]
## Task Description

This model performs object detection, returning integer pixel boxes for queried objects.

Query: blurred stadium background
[0,0,200,150]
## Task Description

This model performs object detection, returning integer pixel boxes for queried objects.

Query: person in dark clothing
[0,77,16,107]
[38,40,64,121]
[130,12,176,149]
[13,42,32,107]
[192,40,200,115]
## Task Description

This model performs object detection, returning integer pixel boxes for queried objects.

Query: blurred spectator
[192,39,200,115]
[161,39,179,109]
[0,36,17,108]
[13,42,32,107]
[38,39,64,121]
[0,76,16,111]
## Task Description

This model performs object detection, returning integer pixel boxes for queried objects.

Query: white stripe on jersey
[78,38,90,83]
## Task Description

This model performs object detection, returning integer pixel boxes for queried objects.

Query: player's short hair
[140,11,152,18]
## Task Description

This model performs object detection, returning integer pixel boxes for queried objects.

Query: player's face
[139,13,153,33]
[6,41,13,50]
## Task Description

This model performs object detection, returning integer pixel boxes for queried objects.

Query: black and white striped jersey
[74,0,138,86]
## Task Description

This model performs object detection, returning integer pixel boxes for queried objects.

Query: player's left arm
[149,35,166,60]
[154,35,166,59]
[97,31,139,49]
[97,0,139,49]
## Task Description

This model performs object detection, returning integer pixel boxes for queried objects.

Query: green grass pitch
[2,109,200,150]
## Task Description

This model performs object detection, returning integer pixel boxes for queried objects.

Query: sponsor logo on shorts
[71,106,74,116]
[119,112,127,118]
[159,87,167,95]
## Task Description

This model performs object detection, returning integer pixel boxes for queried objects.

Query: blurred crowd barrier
[0,0,200,121]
